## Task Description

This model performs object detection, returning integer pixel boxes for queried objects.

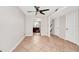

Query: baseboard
[52,34,79,46]
[65,39,79,46]
[10,35,25,52]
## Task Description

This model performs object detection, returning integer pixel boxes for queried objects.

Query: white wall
[25,15,49,36]
[54,18,60,36]
[54,15,66,39]
[58,15,66,39]
[0,7,25,51]
[25,15,33,36]
[41,16,49,36]
[51,8,79,45]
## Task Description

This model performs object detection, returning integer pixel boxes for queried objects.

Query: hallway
[13,33,79,52]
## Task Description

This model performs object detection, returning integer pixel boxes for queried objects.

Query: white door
[65,11,78,43]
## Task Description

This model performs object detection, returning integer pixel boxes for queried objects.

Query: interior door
[65,11,79,44]
[65,12,75,42]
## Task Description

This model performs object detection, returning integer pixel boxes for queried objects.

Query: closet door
[65,12,75,42]
[65,11,79,44]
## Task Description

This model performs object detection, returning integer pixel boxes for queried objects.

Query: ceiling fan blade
[40,9,50,11]
[55,8,59,12]
[41,12,45,15]
[34,6,37,9]
[34,6,40,15]
[34,6,40,11]
[40,11,45,15]
[34,6,40,9]
[27,11,35,12]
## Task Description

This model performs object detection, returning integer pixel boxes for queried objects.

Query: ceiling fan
[27,6,50,15]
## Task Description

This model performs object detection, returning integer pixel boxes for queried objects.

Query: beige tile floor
[13,33,79,52]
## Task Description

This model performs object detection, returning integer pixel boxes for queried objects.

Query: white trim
[48,17,50,37]
[10,35,25,52]
[65,39,79,46]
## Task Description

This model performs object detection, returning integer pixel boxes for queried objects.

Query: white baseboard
[53,34,79,46]
[10,35,25,52]
[65,39,79,46]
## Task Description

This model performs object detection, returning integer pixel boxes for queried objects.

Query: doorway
[33,19,41,35]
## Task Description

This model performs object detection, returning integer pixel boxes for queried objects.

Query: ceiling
[19,6,65,17]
